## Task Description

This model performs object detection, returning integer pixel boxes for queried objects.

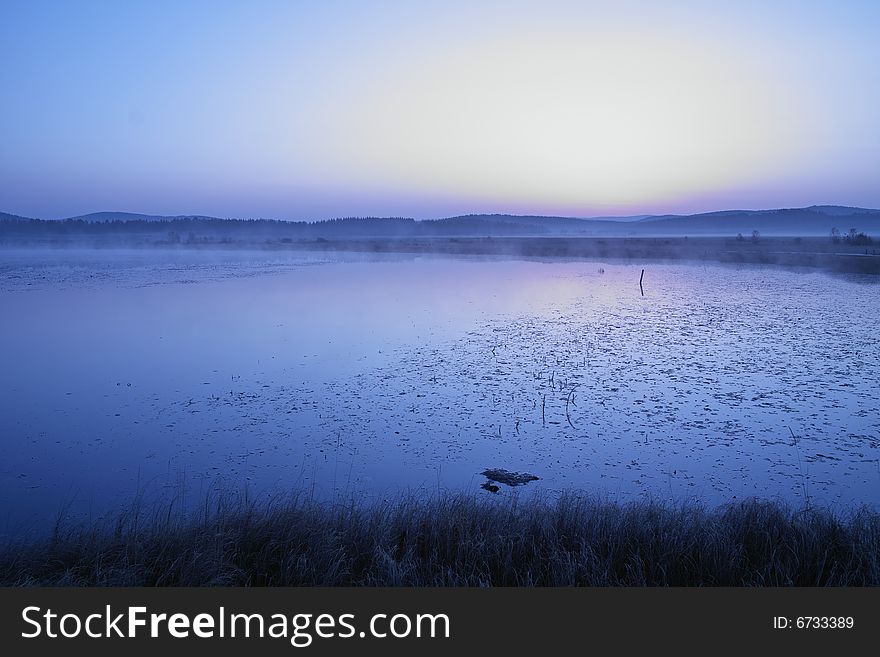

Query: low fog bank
[288,236,880,274]
[2,208,879,274]
[2,234,877,274]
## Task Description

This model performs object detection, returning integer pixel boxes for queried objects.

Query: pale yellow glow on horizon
[310,28,804,213]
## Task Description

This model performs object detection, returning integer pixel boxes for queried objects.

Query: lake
[1,248,878,537]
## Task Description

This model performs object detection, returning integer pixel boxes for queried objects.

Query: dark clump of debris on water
[481,468,540,492]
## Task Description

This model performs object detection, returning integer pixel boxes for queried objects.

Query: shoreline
[2,491,878,586]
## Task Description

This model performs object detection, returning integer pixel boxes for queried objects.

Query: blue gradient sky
[1,0,878,220]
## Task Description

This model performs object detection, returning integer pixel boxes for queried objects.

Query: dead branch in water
[789,426,811,508]
[565,388,578,429]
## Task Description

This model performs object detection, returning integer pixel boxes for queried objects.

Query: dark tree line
[0,215,550,240]
[830,227,873,245]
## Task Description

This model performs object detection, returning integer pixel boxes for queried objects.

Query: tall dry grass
[1,492,877,586]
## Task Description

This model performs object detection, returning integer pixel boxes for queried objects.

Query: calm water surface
[1,249,878,536]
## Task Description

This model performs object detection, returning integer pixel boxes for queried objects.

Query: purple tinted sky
[1,0,878,220]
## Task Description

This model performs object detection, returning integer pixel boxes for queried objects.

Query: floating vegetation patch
[482,468,540,487]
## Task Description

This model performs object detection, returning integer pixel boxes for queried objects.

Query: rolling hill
[2,205,878,238]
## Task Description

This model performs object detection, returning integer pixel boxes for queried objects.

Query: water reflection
[1,249,878,537]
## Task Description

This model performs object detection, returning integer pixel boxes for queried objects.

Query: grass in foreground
[1,493,878,586]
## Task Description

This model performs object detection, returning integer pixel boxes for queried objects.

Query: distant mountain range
[2,205,879,238]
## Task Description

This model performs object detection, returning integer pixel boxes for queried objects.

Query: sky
[1,0,878,220]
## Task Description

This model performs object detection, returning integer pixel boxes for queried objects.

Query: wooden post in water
[639,269,645,296]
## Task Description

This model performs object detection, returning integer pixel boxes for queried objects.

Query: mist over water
[1,249,878,537]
